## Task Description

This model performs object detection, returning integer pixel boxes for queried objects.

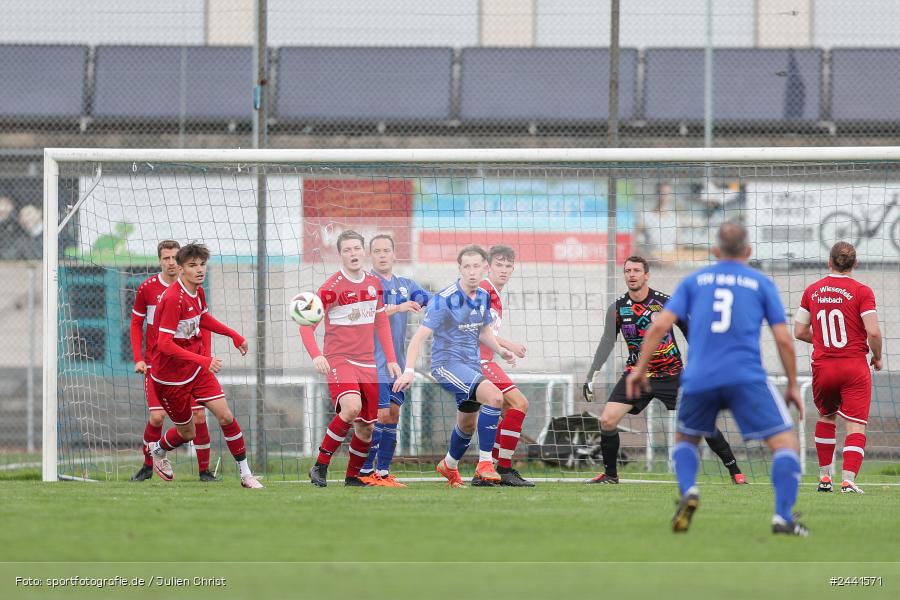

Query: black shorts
[607,373,680,415]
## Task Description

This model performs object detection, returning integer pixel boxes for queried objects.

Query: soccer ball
[289,292,324,326]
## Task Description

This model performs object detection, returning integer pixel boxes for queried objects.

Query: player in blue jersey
[394,244,515,487]
[358,234,430,488]
[627,222,808,536]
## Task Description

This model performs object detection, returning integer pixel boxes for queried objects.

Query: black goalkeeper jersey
[588,288,687,379]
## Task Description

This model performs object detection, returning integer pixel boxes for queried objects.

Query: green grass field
[1,478,898,599]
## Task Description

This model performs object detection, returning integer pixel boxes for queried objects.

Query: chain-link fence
[5,0,900,463]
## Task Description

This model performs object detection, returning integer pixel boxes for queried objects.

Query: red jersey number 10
[816,309,848,349]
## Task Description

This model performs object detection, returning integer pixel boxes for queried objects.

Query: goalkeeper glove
[582,381,594,402]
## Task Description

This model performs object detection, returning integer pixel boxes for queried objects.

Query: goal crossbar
[43,146,900,166]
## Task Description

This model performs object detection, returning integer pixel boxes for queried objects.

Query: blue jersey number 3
[711,288,733,333]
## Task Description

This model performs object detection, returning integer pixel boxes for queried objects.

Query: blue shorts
[432,363,484,409]
[377,382,405,409]
[677,380,793,441]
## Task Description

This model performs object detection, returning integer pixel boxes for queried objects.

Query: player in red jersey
[795,242,882,494]
[129,240,216,482]
[477,245,534,487]
[146,243,263,488]
[300,230,401,487]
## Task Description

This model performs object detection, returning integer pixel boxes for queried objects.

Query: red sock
[159,427,186,451]
[194,420,211,472]
[346,434,372,478]
[496,409,526,469]
[814,421,836,472]
[317,415,351,465]
[842,432,867,478]
[220,420,246,460]
[143,421,162,466]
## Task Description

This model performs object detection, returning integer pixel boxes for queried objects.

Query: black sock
[497,466,511,474]
[600,429,620,478]
[705,429,741,475]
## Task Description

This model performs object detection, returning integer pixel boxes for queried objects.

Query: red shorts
[145,371,203,414]
[327,358,379,424]
[151,370,225,426]
[812,358,872,425]
[481,361,517,394]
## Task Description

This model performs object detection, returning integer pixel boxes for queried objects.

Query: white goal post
[43,147,900,482]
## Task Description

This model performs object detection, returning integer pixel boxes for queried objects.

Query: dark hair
[336,229,365,252]
[157,239,180,258]
[488,244,516,264]
[369,234,395,250]
[717,220,749,258]
[623,255,649,273]
[457,244,488,265]
[176,242,210,265]
[830,241,857,273]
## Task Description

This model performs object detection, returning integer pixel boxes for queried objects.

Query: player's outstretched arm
[129,312,147,373]
[200,313,247,355]
[298,320,330,374]
[479,326,515,364]
[771,323,802,418]
[584,302,618,400]
[793,321,813,344]
[156,331,215,371]
[374,306,401,378]
[385,300,423,316]
[496,335,526,358]
[793,306,813,344]
[130,288,148,373]
[862,312,883,370]
[393,325,433,392]
[625,309,678,399]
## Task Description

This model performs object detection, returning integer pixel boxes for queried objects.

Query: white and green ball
[289,292,324,326]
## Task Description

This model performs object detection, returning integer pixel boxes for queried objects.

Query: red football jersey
[479,278,503,362]
[798,274,877,361]
[150,279,208,385]
[131,273,172,365]
[316,269,386,363]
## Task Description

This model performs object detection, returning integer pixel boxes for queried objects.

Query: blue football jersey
[372,271,430,375]
[665,260,786,393]
[423,281,493,370]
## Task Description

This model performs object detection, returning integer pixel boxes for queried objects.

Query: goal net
[43,148,900,483]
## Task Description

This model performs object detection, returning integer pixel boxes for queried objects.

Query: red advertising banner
[417,231,633,263]
[303,179,413,261]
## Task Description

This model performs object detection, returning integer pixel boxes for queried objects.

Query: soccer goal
[43,147,900,483]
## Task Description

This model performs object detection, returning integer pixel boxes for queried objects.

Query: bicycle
[819,195,900,253]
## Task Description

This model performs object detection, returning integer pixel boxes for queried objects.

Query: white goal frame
[43,146,900,481]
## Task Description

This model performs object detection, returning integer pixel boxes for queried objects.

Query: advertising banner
[74,173,303,264]
[414,177,634,263]
[303,178,413,262]
[744,180,900,262]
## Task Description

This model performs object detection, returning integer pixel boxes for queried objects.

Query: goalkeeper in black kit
[582,256,746,484]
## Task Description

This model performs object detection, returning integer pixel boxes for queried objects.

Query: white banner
[75,173,302,262]
[745,179,900,262]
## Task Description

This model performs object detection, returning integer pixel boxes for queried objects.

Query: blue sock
[771,448,801,522]
[477,406,502,458]
[448,425,472,465]
[376,423,398,474]
[672,441,700,496]
[361,424,382,473]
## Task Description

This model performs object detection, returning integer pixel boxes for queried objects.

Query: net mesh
[51,158,900,482]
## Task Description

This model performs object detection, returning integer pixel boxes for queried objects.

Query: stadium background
[2,1,900,481]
